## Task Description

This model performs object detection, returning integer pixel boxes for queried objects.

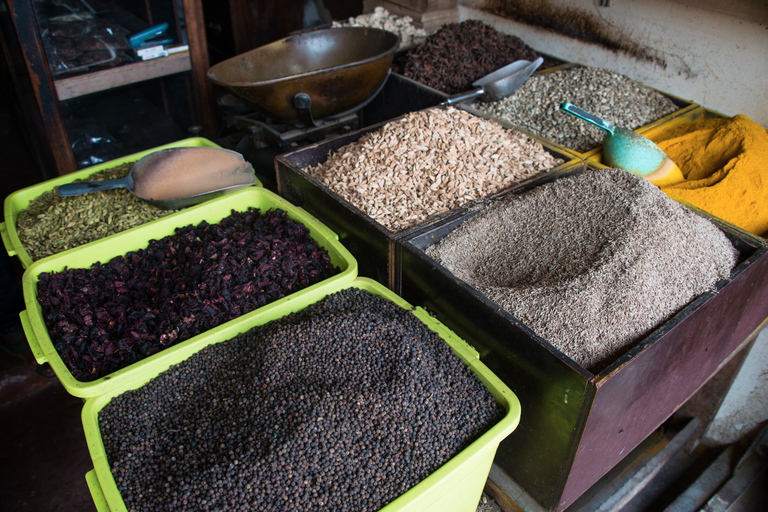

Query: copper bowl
[207,27,400,123]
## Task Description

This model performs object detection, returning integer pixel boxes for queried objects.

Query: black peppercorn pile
[36,208,338,382]
[99,288,505,512]
[394,20,556,95]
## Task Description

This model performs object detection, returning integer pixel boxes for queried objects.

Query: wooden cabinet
[1,0,216,176]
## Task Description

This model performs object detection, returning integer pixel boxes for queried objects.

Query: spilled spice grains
[16,163,175,261]
[99,287,504,512]
[36,208,338,381]
[426,168,739,372]
[474,66,679,153]
[306,107,564,232]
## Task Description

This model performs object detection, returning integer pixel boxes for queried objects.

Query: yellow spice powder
[655,114,768,237]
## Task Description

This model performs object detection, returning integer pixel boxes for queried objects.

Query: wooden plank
[7,0,78,175]
[182,0,217,139]
[486,464,546,512]
[54,51,192,100]
[664,445,739,512]
[385,0,457,12]
[702,425,768,512]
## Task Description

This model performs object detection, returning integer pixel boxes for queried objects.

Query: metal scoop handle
[443,88,487,106]
[560,102,616,135]
[57,177,133,196]
[444,57,544,105]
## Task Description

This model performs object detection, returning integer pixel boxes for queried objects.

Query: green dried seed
[16,162,176,261]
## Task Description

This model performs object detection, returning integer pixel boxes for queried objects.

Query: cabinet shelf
[54,49,192,100]
[1,0,215,176]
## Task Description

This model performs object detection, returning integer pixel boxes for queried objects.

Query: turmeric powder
[653,114,768,237]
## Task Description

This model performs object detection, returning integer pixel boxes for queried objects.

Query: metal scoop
[443,57,544,105]
[57,147,256,209]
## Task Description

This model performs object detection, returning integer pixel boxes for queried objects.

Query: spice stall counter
[274,24,766,507]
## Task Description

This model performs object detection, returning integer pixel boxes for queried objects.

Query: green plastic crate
[81,277,521,512]
[20,186,357,399]
[1,137,261,269]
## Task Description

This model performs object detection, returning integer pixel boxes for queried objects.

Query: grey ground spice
[16,163,174,261]
[306,107,564,233]
[426,168,739,372]
[99,287,503,512]
[474,66,679,153]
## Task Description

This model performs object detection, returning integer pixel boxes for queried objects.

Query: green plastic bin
[20,186,357,399]
[81,277,521,512]
[1,137,261,269]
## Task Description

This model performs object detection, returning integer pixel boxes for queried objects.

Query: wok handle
[442,88,486,106]
[57,177,132,197]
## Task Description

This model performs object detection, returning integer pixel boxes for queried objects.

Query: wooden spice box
[393,166,768,511]
[275,106,579,289]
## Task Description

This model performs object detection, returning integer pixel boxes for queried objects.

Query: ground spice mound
[99,287,504,512]
[36,208,338,381]
[394,19,555,94]
[426,168,739,372]
[306,107,563,232]
[653,114,768,237]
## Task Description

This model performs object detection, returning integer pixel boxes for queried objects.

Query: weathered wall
[459,0,768,127]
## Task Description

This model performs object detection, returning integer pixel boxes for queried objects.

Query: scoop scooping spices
[56,147,256,209]
[443,57,544,105]
[560,102,684,186]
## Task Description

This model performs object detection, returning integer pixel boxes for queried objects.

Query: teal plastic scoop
[560,102,684,186]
